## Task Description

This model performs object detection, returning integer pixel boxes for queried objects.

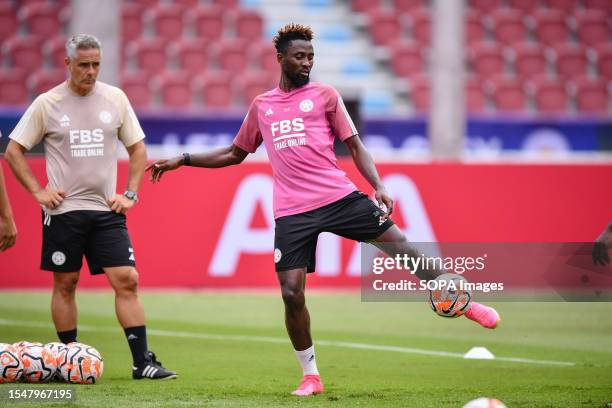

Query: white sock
[295,345,319,376]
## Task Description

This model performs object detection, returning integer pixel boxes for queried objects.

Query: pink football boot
[292,374,324,396]
[465,302,500,329]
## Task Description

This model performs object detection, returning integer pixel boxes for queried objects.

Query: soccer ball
[21,343,57,383]
[58,342,103,384]
[0,343,23,383]
[44,342,70,363]
[44,342,70,380]
[463,397,507,408]
[428,273,472,318]
[12,341,43,351]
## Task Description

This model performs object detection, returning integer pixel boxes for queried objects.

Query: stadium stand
[0,0,608,115]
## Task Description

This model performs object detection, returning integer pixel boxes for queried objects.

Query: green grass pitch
[0,291,611,407]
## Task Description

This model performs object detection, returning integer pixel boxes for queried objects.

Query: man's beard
[284,68,310,88]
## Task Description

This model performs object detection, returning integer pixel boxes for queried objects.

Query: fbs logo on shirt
[69,128,105,158]
[271,118,307,151]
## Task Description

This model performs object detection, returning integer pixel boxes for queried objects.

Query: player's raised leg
[373,225,500,329]
[105,266,177,380]
[51,272,79,343]
[277,268,324,396]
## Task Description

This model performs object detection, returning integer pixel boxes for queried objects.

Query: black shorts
[274,191,394,273]
[41,210,136,274]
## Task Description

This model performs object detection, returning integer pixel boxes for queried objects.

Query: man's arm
[344,135,393,217]
[108,140,147,214]
[4,140,65,209]
[0,162,17,251]
[146,144,249,183]
[593,219,612,266]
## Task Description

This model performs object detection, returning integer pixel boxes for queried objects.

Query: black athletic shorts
[274,191,394,273]
[41,210,136,274]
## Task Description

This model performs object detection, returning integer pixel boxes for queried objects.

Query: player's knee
[53,275,78,297]
[114,268,139,295]
[281,286,305,310]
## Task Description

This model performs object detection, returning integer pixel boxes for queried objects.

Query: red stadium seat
[2,35,42,72]
[572,75,608,113]
[120,70,152,108]
[408,74,429,111]
[195,72,233,108]
[490,9,528,46]
[154,70,193,108]
[127,37,169,74]
[595,43,612,79]
[233,9,263,40]
[213,39,249,75]
[18,2,68,39]
[541,0,579,13]
[389,41,424,78]
[368,10,403,46]
[121,2,145,43]
[530,76,568,113]
[466,76,488,112]
[191,6,225,41]
[29,68,66,96]
[0,69,28,105]
[470,42,506,78]
[235,71,275,105]
[408,8,431,45]
[212,0,239,9]
[351,0,383,14]
[466,9,486,45]
[468,0,503,13]
[489,75,528,112]
[250,41,280,76]
[172,0,200,7]
[575,10,610,48]
[583,0,612,13]
[392,0,427,14]
[532,10,570,47]
[512,42,548,79]
[0,3,18,41]
[170,38,209,75]
[147,3,185,41]
[43,35,67,68]
[552,43,589,79]
[507,0,540,13]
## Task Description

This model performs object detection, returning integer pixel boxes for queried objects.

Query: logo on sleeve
[265,108,274,117]
[299,99,313,112]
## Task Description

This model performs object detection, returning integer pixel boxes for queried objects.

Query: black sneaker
[132,351,177,380]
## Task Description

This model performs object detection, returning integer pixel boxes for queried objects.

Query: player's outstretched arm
[344,135,393,218]
[0,163,17,251]
[146,144,248,183]
[593,219,612,266]
[4,140,65,209]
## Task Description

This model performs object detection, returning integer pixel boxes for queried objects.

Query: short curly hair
[272,23,314,54]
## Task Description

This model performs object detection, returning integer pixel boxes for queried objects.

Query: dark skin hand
[145,144,248,183]
[593,219,612,266]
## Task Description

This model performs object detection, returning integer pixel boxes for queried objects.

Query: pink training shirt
[234,82,358,219]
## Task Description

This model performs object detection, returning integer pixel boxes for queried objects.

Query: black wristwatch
[123,190,138,202]
[182,152,191,166]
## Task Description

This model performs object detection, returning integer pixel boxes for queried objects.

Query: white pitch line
[0,319,576,367]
